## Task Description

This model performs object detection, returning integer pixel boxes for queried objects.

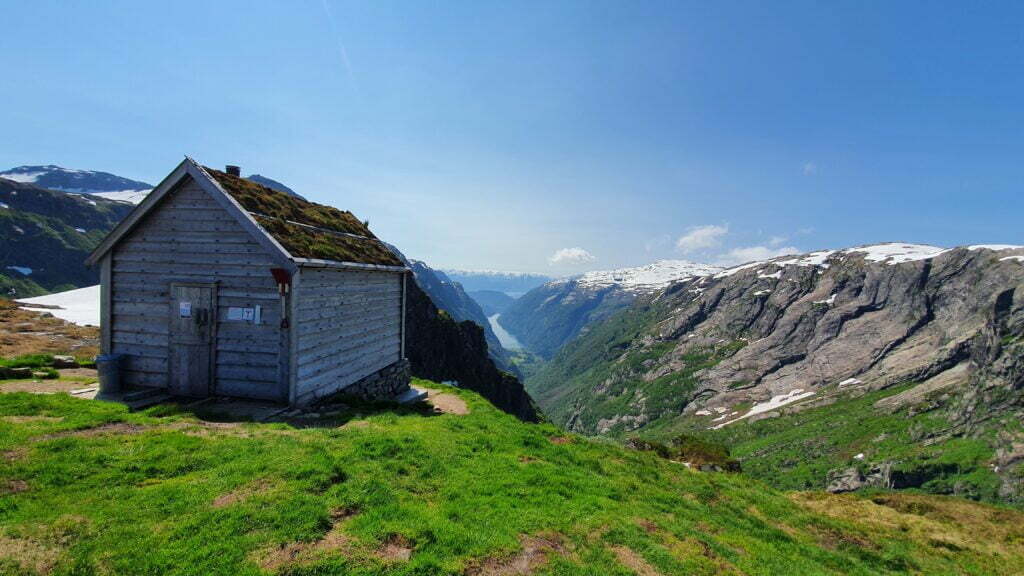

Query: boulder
[6,367,32,379]
[52,355,79,369]
[826,467,866,493]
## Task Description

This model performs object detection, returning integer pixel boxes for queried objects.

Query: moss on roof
[204,167,402,267]
[253,215,402,266]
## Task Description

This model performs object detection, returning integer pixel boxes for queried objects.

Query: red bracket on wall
[270,268,292,329]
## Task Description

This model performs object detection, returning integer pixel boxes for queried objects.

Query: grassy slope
[692,385,1021,503]
[0,180,133,296]
[0,275,48,299]
[2,383,1024,575]
[527,298,747,437]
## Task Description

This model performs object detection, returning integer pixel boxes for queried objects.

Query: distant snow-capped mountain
[497,244,1024,359]
[440,268,552,295]
[498,259,721,358]
[0,165,152,204]
[575,259,723,292]
[0,165,312,205]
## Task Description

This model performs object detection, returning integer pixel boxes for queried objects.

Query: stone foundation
[338,359,411,401]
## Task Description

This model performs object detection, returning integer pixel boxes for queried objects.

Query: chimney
[225,165,241,177]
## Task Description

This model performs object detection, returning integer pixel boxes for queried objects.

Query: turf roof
[204,167,402,267]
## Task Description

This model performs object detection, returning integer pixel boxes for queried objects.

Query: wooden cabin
[86,158,411,406]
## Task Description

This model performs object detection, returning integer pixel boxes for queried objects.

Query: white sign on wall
[227,306,260,323]
[179,301,192,318]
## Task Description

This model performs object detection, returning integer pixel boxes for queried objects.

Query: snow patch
[844,243,948,265]
[0,171,45,183]
[774,250,837,268]
[577,260,722,292]
[5,266,32,276]
[695,409,711,416]
[17,285,100,326]
[0,202,7,209]
[74,227,86,233]
[757,270,782,280]
[854,453,865,460]
[1000,256,1024,263]
[814,294,837,306]
[839,378,862,387]
[753,289,771,296]
[711,389,816,429]
[79,189,150,204]
[715,261,764,278]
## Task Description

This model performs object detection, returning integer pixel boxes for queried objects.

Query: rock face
[528,244,1024,438]
[407,261,513,371]
[404,279,541,422]
[383,246,540,421]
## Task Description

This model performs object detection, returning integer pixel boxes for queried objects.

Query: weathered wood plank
[215,364,278,382]
[217,350,278,367]
[111,331,168,348]
[216,378,283,401]
[112,316,170,335]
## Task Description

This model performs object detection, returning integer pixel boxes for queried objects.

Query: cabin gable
[108,175,288,401]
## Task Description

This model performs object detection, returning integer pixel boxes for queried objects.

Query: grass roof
[253,215,402,267]
[205,167,402,267]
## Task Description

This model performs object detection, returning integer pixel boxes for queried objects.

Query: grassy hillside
[0,178,133,296]
[525,296,713,434]
[690,384,1024,504]
[2,382,1024,575]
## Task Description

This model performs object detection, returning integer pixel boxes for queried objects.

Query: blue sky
[2,1,1022,275]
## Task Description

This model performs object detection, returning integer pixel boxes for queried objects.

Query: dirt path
[0,380,97,395]
[424,389,469,415]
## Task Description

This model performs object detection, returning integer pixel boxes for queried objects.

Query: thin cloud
[548,247,596,266]
[802,162,818,176]
[714,245,801,266]
[320,0,355,83]
[676,225,729,254]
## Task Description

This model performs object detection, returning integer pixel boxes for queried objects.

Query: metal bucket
[95,354,123,396]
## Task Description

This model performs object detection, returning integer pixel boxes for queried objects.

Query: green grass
[697,385,1014,503]
[0,356,54,370]
[2,381,1024,575]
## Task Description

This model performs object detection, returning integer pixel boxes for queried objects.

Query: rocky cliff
[406,261,513,372]
[527,244,1024,501]
[404,279,541,422]
[385,246,540,421]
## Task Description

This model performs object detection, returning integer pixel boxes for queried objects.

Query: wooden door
[169,283,216,397]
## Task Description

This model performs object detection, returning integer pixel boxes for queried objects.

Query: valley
[6,4,1023,572]
[493,245,1024,505]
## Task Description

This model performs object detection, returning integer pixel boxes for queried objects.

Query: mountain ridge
[0,165,152,204]
[0,177,133,296]
[500,259,723,358]
[523,243,1024,502]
